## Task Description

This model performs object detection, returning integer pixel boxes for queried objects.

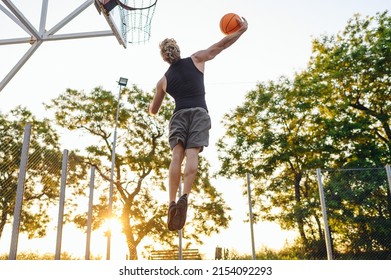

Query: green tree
[309,11,391,163]
[46,85,230,260]
[217,11,391,258]
[217,76,331,256]
[308,11,391,256]
[0,106,86,241]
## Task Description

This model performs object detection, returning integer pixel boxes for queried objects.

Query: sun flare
[103,217,123,235]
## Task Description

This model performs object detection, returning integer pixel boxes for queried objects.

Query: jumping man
[148,17,248,231]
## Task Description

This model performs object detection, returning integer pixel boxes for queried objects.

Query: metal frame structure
[0,0,117,92]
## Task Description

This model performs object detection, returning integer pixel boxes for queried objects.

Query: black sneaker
[173,194,188,230]
[167,201,177,231]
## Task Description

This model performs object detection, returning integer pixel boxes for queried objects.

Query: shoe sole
[172,197,188,230]
[167,203,177,231]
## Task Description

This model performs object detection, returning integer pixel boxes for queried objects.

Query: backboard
[94,0,128,48]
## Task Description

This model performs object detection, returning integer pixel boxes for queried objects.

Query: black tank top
[165,57,208,113]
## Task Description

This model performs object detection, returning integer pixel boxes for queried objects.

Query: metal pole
[45,0,93,36]
[106,84,122,260]
[39,0,49,35]
[316,168,333,260]
[9,123,32,260]
[55,149,69,260]
[178,176,183,260]
[0,3,31,34]
[2,0,40,37]
[85,166,96,260]
[385,165,391,194]
[0,41,42,92]
[246,173,256,260]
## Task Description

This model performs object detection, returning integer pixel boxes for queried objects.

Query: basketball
[219,13,241,35]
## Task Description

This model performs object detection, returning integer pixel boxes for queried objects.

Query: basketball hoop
[114,0,158,11]
[126,0,157,44]
[101,0,158,45]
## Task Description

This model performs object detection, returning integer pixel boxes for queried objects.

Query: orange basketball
[219,13,241,35]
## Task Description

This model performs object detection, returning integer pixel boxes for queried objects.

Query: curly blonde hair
[159,38,181,64]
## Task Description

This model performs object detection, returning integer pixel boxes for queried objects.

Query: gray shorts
[168,107,211,151]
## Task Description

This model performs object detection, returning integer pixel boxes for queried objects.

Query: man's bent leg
[168,143,185,202]
[172,147,201,230]
[167,143,185,231]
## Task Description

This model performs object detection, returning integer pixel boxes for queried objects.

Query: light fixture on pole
[118,77,128,87]
[106,77,128,260]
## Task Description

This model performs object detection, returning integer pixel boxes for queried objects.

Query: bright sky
[1,0,390,260]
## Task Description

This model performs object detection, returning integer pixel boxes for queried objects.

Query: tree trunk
[294,171,309,247]
[126,233,138,260]
[121,203,138,260]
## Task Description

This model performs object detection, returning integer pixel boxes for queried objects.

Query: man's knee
[184,148,200,174]
[172,142,185,158]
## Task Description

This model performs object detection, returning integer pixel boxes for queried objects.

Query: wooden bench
[149,249,201,260]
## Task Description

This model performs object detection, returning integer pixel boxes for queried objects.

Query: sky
[1,0,390,260]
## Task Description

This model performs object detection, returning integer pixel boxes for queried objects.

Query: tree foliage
[309,11,391,162]
[217,11,391,257]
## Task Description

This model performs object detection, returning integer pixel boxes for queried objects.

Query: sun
[92,217,127,259]
[103,217,123,236]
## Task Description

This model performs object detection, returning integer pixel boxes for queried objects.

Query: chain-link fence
[0,122,27,256]
[1,123,199,260]
[2,123,390,260]
[0,123,126,260]
[1,124,59,258]
[317,167,391,260]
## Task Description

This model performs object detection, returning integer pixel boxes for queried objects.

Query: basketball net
[117,0,158,45]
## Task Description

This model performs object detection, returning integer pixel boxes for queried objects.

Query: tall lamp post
[106,77,128,260]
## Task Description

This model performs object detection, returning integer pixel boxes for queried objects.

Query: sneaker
[167,201,177,231]
[172,194,188,230]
